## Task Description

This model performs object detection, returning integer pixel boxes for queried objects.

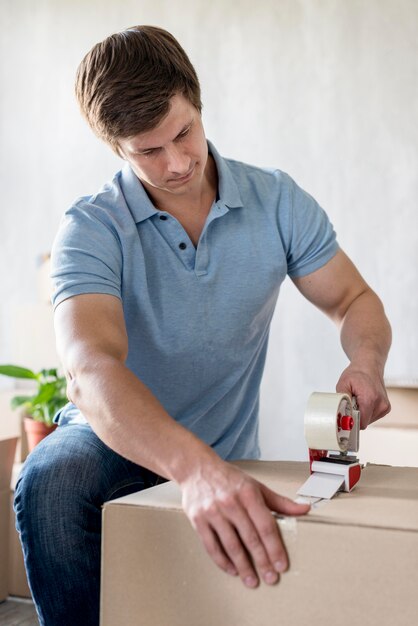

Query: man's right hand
[180,460,310,588]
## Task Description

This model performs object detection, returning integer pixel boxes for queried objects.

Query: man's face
[118,94,208,200]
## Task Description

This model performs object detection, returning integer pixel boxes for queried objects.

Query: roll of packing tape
[304,392,353,452]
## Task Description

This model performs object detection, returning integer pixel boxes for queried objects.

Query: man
[14,25,391,626]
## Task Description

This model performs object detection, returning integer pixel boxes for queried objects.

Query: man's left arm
[292,249,392,428]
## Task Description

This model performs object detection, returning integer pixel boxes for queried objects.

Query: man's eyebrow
[132,119,193,154]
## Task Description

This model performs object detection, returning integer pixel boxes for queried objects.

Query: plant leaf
[40,368,58,378]
[10,395,33,409]
[0,365,37,379]
[2,366,67,424]
[30,383,57,405]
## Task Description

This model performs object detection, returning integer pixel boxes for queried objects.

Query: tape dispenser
[297,392,362,500]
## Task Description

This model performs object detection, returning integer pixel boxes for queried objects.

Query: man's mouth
[168,165,195,184]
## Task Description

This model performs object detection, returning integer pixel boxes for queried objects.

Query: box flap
[106,461,418,532]
[107,461,306,510]
[306,463,418,531]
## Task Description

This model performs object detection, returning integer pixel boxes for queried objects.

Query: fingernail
[244,575,258,588]
[264,570,278,584]
[274,560,286,573]
[227,566,238,576]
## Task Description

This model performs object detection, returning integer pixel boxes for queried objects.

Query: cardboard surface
[0,391,21,441]
[0,438,17,491]
[101,461,418,626]
[0,438,17,602]
[382,386,418,426]
[0,390,29,463]
[359,386,418,467]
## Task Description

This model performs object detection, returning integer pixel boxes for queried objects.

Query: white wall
[1,0,417,459]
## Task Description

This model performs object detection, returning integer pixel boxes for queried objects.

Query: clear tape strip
[272,514,299,575]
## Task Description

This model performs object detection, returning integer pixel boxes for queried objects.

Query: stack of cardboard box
[0,254,57,601]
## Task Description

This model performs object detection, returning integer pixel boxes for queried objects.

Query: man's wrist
[349,353,386,379]
[167,436,223,487]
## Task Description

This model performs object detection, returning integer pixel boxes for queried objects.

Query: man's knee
[14,426,103,534]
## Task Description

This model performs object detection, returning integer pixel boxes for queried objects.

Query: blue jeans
[14,424,164,626]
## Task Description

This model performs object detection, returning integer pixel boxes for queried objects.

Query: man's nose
[165,144,191,174]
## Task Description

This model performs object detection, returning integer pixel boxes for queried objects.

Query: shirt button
[179,242,187,250]
[159,215,168,221]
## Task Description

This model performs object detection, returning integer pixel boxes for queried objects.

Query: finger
[215,484,288,582]
[210,515,261,588]
[261,484,311,517]
[193,516,238,577]
[256,486,310,573]
[356,395,387,428]
[369,403,391,424]
[240,492,289,575]
[237,483,310,576]
[369,393,391,423]
[336,375,391,426]
[225,502,282,585]
[238,503,285,580]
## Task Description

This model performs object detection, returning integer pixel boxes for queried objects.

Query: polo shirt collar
[119,164,158,224]
[119,140,243,224]
[207,140,244,210]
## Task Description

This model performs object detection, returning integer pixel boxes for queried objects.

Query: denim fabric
[14,424,164,626]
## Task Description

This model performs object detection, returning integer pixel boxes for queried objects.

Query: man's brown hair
[75,25,202,153]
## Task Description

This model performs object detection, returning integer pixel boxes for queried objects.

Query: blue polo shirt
[51,141,338,460]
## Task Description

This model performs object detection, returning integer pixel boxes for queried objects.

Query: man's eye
[178,127,191,139]
[140,148,158,156]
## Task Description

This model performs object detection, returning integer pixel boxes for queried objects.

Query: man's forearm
[339,287,391,372]
[65,350,312,589]
[336,287,392,425]
[66,353,219,483]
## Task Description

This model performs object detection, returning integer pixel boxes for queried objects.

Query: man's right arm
[54,293,310,588]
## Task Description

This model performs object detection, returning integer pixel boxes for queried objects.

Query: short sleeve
[50,201,123,309]
[281,174,339,278]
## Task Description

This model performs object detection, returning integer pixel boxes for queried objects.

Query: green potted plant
[0,364,67,451]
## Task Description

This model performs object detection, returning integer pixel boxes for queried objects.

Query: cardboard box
[0,438,17,602]
[101,461,418,626]
[385,384,418,425]
[360,384,418,467]
[0,390,29,463]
